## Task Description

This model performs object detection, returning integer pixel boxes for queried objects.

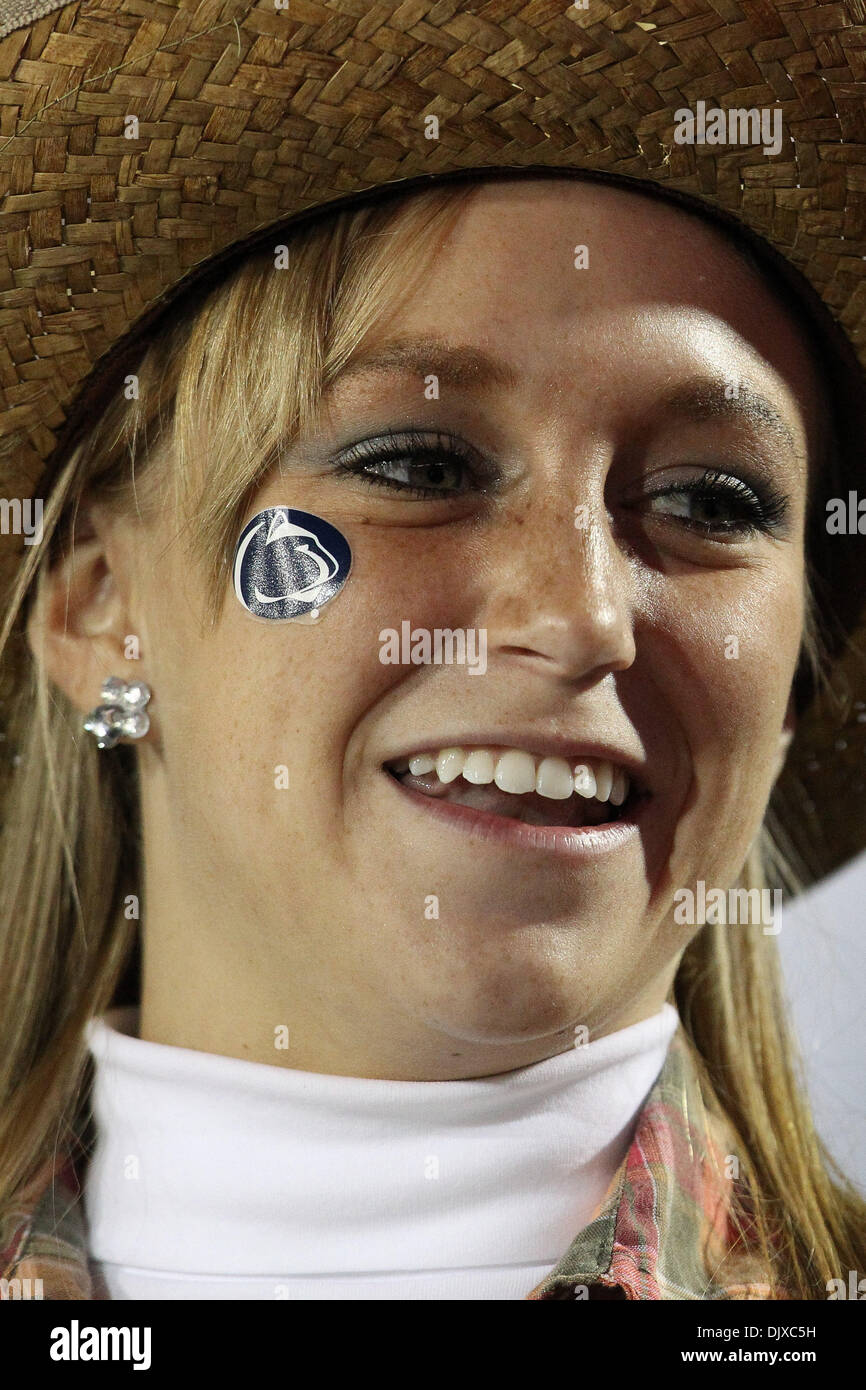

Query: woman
[1,0,865,1301]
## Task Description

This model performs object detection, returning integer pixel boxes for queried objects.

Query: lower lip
[385,771,646,861]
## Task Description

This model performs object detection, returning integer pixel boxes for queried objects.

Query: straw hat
[1,0,864,884]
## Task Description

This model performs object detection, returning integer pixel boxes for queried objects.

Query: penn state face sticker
[233,508,351,622]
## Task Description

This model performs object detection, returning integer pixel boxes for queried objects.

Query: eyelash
[334,430,485,500]
[642,468,790,535]
[333,431,790,536]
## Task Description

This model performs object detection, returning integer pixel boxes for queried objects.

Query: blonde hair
[1,180,864,1299]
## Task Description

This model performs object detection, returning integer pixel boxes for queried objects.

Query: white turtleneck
[83,1003,679,1301]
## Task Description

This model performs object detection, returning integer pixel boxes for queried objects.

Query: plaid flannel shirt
[0,1026,787,1301]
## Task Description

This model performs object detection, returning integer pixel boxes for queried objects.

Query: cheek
[298,522,485,702]
[667,570,801,739]
[650,562,803,863]
[140,527,456,802]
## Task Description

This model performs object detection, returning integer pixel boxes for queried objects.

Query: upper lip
[382,732,650,792]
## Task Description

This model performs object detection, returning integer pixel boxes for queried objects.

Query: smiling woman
[1,166,864,1305]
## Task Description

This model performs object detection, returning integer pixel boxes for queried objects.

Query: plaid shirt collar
[527,1027,783,1299]
[1,1025,783,1301]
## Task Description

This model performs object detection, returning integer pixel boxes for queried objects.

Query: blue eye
[643,468,790,536]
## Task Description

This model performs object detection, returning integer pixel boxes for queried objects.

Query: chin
[418,960,593,1049]
[426,1007,581,1053]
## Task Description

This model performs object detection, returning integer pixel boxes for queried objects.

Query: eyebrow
[326,337,521,392]
[653,380,800,455]
[327,337,802,456]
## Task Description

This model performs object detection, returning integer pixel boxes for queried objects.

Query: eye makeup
[327,426,792,537]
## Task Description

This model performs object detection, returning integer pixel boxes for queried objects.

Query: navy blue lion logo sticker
[233,508,352,621]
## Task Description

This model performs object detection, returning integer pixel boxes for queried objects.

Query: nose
[478,494,636,686]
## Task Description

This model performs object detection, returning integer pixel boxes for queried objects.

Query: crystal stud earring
[83,677,151,750]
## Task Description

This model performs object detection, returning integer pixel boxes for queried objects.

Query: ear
[773,689,797,782]
[26,502,144,722]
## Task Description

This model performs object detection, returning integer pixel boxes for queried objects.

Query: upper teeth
[400,748,630,805]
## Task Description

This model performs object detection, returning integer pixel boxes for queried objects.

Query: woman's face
[63,179,819,1076]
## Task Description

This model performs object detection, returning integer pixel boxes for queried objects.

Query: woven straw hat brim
[1,0,865,882]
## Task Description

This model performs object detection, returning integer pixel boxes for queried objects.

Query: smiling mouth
[383,747,646,830]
